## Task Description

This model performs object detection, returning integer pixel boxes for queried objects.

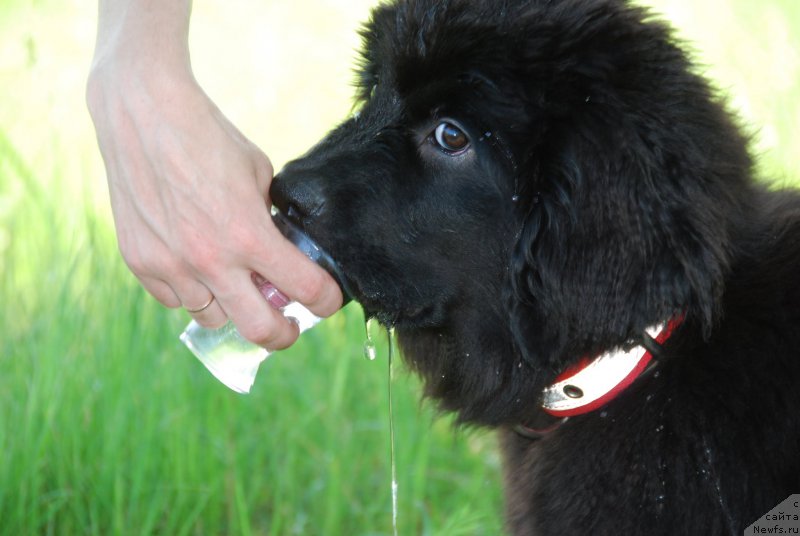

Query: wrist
[91,0,194,81]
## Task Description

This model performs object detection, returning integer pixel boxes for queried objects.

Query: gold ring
[186,296,215,313]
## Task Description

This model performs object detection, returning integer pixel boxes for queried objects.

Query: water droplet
[364,316,379,361]
[511,195,520,203]
[364,341,377,361]
[600,411,608,419]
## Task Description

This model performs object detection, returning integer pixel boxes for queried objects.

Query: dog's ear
[508,96,751,370]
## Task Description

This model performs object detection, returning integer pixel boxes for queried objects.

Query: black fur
[270,0,800,533]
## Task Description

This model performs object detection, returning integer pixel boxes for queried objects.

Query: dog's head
[271,0,753,425]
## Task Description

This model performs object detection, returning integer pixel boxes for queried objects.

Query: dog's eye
[433,122,469,153]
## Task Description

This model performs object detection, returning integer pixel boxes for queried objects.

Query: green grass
[0,0,798,535]
[0,132,504,535]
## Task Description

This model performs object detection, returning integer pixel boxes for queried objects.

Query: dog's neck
[542,317,683,417]
[515,316,683,439]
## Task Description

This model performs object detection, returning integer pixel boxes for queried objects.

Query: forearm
[91,0,193,77]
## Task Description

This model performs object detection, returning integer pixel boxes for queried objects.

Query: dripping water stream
[364,317,378,361]
[364,316,398,536]
[388,329,398,536]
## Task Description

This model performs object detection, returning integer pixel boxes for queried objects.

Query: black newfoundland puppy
[271,0,800,533]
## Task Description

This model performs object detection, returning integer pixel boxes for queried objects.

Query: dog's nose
[270,168,328,224]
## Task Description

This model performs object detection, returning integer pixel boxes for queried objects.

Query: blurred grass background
[0,0,797,534]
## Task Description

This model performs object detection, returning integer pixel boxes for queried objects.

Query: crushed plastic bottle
[180,210,348,393]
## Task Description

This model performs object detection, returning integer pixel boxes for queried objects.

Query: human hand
[86,61,342,349]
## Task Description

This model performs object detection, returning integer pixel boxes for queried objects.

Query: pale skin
[86,0,342,349]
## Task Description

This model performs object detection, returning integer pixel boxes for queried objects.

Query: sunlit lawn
[0,1,797,534]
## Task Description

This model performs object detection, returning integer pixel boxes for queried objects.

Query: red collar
[540,317,683,418]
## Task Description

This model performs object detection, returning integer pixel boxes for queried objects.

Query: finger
[170,279,228,329]
[250,221,344,318]
[139,275,182,308]
[214,270,301,350]
[187,298,227,328]
[183,293,225,328]
[252,148,274,195]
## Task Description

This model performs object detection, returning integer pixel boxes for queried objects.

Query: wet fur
[270,0,800,533]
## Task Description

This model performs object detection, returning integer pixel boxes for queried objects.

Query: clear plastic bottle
[180,211,347,393]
